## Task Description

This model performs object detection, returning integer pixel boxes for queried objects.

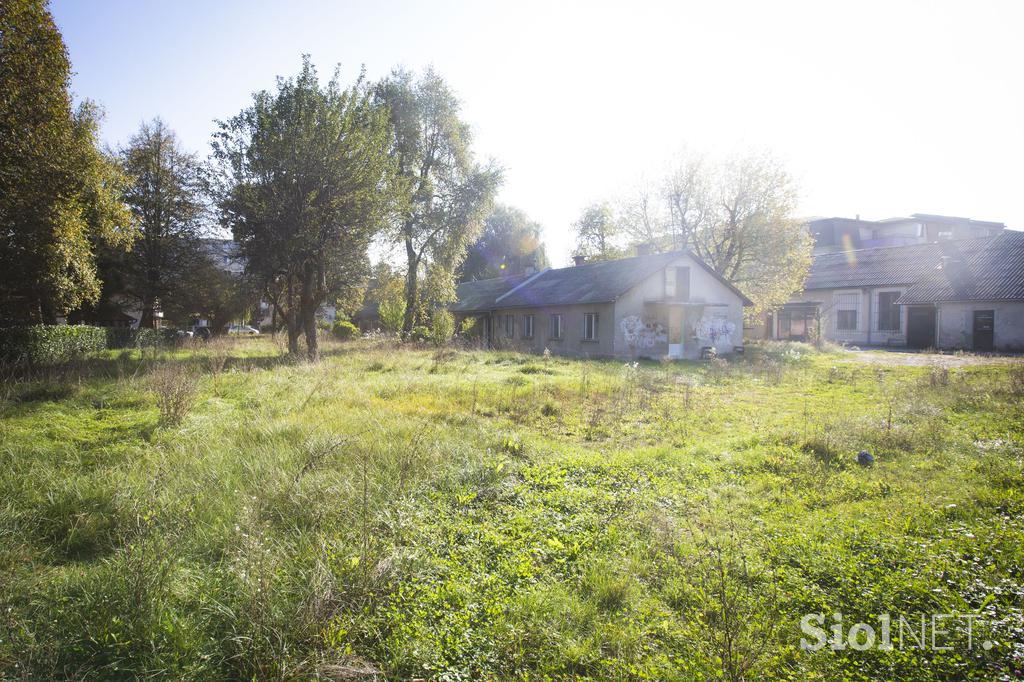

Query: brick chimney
[636,243,654,256]
[573,254,586,266]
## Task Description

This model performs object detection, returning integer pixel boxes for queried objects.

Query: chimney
[573,254,586,267]
[523,265,536,275]
[636,243,654,257]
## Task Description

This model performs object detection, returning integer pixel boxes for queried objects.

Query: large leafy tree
[159,250,256,332]
[213,57,397,359]
[616,151,812,316]
[375,68,501,330]
[572,202,626,262]
[116,119,207,328]
[460,204,548,281]
[0,0,134,323]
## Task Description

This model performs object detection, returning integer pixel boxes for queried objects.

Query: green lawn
[1,339,1022,680]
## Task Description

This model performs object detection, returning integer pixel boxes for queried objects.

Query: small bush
[406,326,430,343]
[332,319,359,341]
[149,363,199,426]
[429,309,455,347]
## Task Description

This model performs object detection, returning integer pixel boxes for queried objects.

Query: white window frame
[583,313,599,341]
[504,314,514,338]
[835,292,860,332]
[550,314,563,340]
[522,314,534,339]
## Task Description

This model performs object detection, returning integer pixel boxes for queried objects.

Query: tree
[572,202,625,262]
[213,57,397,360]
[159,250,256,331]
[364,262,406,333]
[0,0,134,324]
[118,119,207,328]
[375,68,501,331]
[615,150,812,316]
[678,152,811,316]
[460,204,549,281]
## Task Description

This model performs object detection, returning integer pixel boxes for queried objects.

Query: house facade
[770,231,1024,351]
[452,251,751,360]
[809,213,1005,254]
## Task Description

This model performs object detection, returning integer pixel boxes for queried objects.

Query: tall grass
[0,340,1020,679]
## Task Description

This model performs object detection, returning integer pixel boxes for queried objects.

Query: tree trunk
[139,295,156,329]
[402,233,418,333]
[300,263,319,361]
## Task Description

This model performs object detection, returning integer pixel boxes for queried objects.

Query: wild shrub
[502,433,526,457]
[1008,362,1024,396]
[671,526,781,682]
[205,337,231,385]
[332,319,359,340]
[149,362,199,425]
[926,362,950,387]
[430,309,454,347]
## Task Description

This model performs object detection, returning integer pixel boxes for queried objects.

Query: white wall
[613,255,746,359]
[936,302,1024,351]
[784,287,909,346]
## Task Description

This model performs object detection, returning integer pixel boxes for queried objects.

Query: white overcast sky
[53,0,1024,266]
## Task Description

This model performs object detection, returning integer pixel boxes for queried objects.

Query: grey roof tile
[805,242,946,290]
[898,231,1024,303]
[450,274,529,313]
[452,251,753,310]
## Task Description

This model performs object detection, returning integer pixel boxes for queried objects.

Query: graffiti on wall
[620,315,668,350]
[694,315,735,344]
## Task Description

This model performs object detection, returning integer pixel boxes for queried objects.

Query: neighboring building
[451,251,751,360]
[770,231,1024,351]
[809,213,1005,254]
[352,302,381,332]
[898,232,1024,351]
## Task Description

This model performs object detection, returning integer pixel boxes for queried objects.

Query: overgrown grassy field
[1,338,1022,680]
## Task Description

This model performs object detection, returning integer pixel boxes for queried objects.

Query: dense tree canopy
[460,204,548,281]
[0,0,134,323]
[614,151,812,315]
[213,57,398,359]
[375,68,501,330]
[115,119,208,328]
[572,202,626,262]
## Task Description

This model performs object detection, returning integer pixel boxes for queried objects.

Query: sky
[52,0,1024,266]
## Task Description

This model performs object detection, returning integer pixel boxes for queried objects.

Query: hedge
[0,325,164,366]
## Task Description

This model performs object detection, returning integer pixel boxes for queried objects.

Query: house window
[665,266,691,301]
[583,313,599,341]
[836,293,860,331]
[523,314,534,338]
[504,314,514,338]
[549,314,563,339]
[876,291,901,332]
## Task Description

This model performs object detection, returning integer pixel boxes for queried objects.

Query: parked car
[190,325,213,340]
[226,324,260,336]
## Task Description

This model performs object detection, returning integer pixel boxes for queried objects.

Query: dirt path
[841,348,1021,367]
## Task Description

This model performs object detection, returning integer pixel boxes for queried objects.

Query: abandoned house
[770,229,1024,351]
[451,250,751,360]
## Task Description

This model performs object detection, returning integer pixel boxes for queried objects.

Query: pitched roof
[464,250,753,309]
[805,242,946,290]
[450,273,529,313]
[898,231,1024,304]
[493,252,681,308]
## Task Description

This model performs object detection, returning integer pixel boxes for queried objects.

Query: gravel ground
[841,347,1022,367]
